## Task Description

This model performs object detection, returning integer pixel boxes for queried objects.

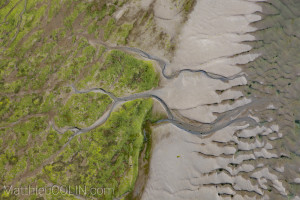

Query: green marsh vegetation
[0,0,163,199]
[43,99,153,199]
[77,50,159,96]
[55,92,112,129]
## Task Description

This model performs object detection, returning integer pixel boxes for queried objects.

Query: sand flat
[141,0,292,199]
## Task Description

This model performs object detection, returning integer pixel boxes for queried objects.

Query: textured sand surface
[165,0,262,77]
[142,0,300,199]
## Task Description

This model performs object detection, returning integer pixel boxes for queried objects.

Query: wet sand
[141,0,300,199]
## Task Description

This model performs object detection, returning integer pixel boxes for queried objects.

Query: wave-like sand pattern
[142,0,300,199]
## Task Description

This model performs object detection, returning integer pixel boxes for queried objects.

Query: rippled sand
[142,0,300,199]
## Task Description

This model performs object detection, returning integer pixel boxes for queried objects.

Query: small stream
[56,45,258,140]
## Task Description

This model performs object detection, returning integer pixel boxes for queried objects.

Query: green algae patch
[77,50,159,96]
[43,98,153,199]
[55,92,112,129]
